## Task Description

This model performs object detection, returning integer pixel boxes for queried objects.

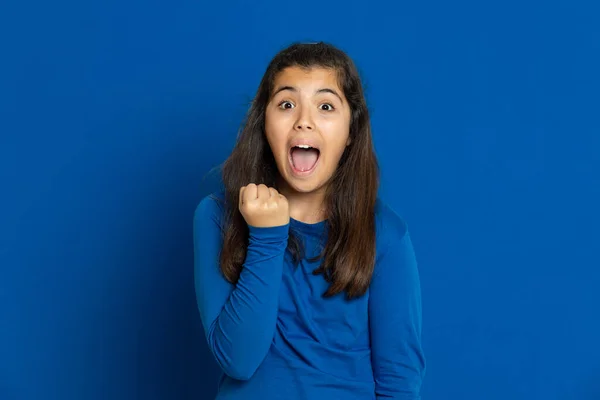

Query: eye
[320,103,335,111]
[278,101,294,110]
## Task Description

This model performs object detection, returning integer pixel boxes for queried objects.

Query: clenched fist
[239,184,290,228]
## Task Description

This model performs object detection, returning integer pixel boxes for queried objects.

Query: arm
[193,195,288,380]
[369,222,426,399]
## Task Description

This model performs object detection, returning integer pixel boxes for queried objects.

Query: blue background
[1,1,599,399]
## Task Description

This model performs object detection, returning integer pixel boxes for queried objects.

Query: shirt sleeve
[193,194,289,380]
[369,220,426,399]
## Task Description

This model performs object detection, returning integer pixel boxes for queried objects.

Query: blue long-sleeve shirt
[193,191,425,399]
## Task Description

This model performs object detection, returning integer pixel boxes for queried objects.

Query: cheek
[320,114,349,133]
[323,124,350,156]
[264,119,288,156]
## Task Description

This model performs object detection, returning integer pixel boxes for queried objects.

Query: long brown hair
[215,41,379,299]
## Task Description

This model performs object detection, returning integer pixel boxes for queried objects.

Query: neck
[276,176,327,224]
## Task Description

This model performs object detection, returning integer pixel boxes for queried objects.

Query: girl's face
[265,66,352,196]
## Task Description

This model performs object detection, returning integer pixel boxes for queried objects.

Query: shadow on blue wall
[122,117,224,399]
[2,101,227,399]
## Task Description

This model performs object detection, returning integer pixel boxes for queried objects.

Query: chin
[287,176,328,194]
[290,183,318,193]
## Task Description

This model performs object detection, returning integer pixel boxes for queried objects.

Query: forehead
[272,66,342,91]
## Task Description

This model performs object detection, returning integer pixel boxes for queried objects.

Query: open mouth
[289,145,320,173]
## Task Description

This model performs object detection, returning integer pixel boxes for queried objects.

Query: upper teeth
[296,145,312,149]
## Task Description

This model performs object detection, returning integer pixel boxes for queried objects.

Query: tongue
[291,148,319,171]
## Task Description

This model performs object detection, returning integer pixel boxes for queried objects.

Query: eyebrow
[272,85,344,104]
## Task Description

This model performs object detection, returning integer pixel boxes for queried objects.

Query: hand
[239,184,290,228]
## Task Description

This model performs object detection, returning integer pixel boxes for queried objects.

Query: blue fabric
[193,191,425,399]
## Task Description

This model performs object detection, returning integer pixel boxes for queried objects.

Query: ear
[346,137,352,146]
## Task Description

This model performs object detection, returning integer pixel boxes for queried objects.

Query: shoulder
[374,197,411,264]
[194,189,228,231]
[374,196,409,244]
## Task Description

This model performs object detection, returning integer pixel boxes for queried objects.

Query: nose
[296,121,313,130]
[294,107,314,130]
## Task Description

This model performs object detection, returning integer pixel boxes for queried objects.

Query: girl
[193,41,425,399]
